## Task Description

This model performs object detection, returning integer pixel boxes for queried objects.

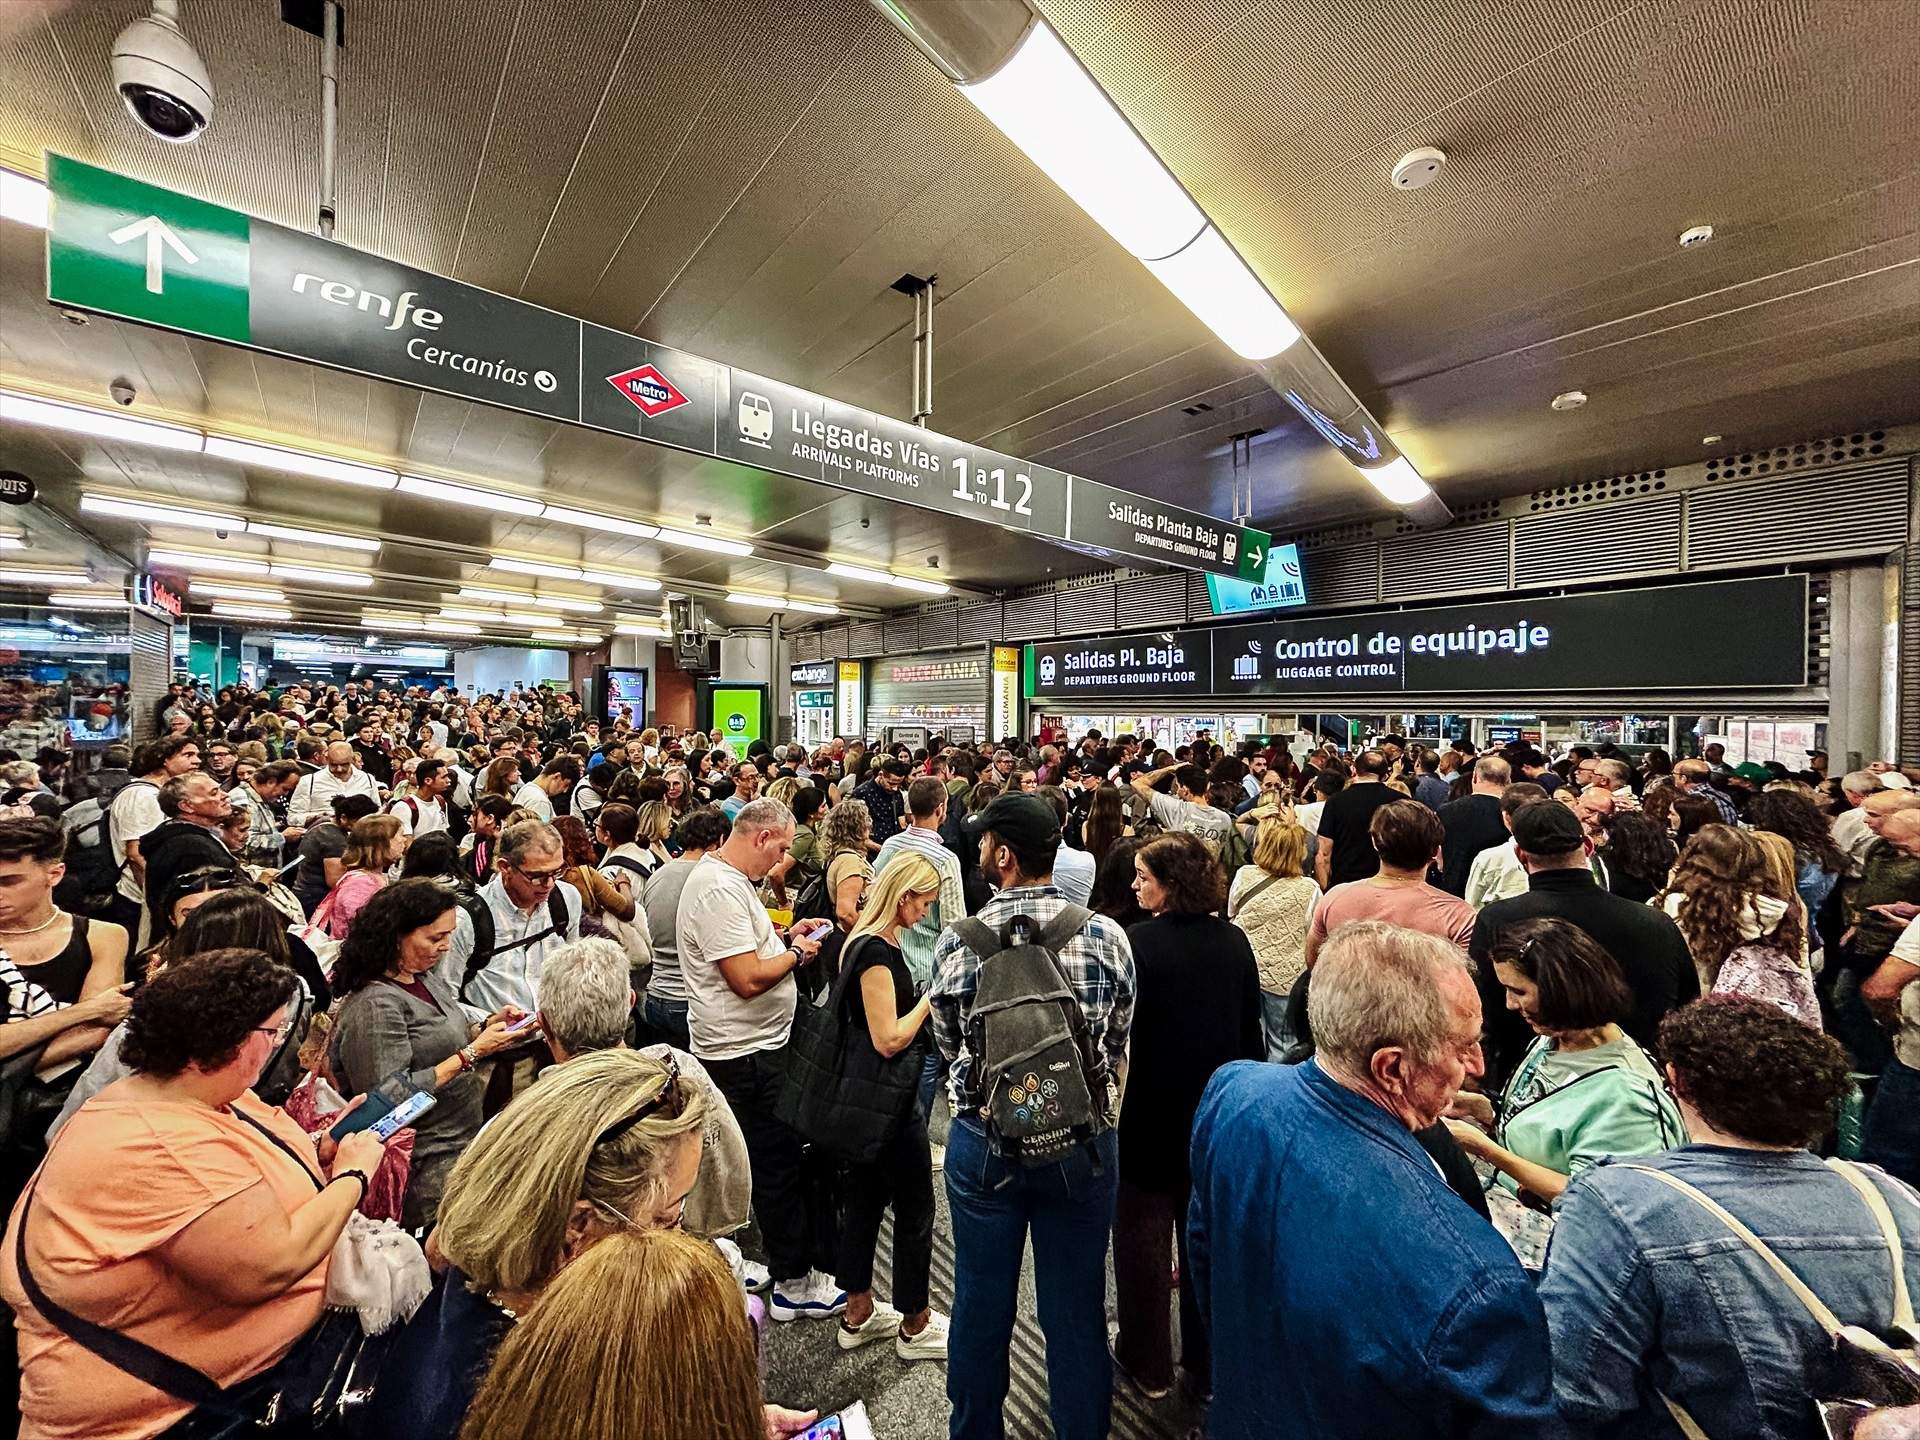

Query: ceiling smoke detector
[1679,224,1715,248]
[1702,434,1723,445]
[1551,390,1588,412]
[1390,147,1447,191]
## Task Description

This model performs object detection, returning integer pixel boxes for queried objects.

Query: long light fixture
[2,392,204,452]
[0,566,91,585]
[398,474,544,517]
[423,619,482,635]
[785,598,841,615]
[204,435,398,490]
[0,536,24,551]
[726,592,788,609]
[488,556,585,581]
[0,169,48,229]
[247,522,381,553]
[48,591,124,610]
[530,595,602,613]
[211,602,293,621]
[81,493,245,531]
[148,548,271,576]
[268,562,374,589]
[578,570,663,593]
[191,581,286,603]
[959,21,1296,362]
[1357,457,1433,505]
[887,574,949,595]
[538,504,660,540]
[655,526,754,557]
[615,621,671,636]
[824,560,949,595]
[455,585,529,604]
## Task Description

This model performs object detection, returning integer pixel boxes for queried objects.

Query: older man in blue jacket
[1189,920,1554,1439]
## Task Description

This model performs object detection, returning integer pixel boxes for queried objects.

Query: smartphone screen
[369,1090,437,1140]
[799,1401,873,1440]
[505,1012,541,1036]
[328,1090,397,1141]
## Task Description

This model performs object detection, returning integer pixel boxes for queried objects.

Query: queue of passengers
[0,679,1917,1440]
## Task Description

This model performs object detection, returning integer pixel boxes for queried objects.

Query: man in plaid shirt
[929,793,1135,1440]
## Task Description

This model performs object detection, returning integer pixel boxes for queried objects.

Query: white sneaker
[712,1237,773,1295]
[837,1301,903,1350]
[769,1269,848,1323]
[929,1141,946,1172]
[895,1309,950,1362]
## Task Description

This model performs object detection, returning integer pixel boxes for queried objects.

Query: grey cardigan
[328,969,483,1228]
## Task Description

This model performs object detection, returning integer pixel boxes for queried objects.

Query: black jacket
[141,819,244,932]
[1471,867,1699,1082]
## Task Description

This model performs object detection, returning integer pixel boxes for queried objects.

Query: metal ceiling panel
[1514,493,1684,587]
[1686,457,1911,571]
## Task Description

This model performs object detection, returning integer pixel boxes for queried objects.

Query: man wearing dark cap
[929,792,1137,1440]
[1470,800,1697,1084]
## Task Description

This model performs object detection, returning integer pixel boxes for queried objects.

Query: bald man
[287,739,385,828]
[1833,769,1886,878]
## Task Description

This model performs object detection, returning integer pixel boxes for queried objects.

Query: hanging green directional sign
[43,152,1270,579]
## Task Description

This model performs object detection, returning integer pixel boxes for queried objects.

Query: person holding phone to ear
[328,879,524,1229]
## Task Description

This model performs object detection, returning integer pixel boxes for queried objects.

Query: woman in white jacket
[1226,816,1320,1060]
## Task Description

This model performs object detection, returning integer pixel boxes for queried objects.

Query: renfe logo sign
[607,364,689,418]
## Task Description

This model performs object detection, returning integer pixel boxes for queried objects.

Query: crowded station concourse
[4,2,1920,1439]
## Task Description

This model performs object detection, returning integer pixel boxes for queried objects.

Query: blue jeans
[944,1117,1119,1440]
[1862,1056,1920,1189]
[641,993,689,1053]
[1260,989,1295,1062]
[918,1046,941,1114]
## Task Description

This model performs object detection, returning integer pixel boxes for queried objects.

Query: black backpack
[55,779,140,917]
[948,905,1108,1167]
[458,885,570,999]
[789,870,835,927]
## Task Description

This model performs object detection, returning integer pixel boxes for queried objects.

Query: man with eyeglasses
[288,741,385,830]
[453,820,581,1095]
[138,772,243,947]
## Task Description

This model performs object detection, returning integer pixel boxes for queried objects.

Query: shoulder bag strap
[1827,1159,1917,1329]
[949,918,1001,959]
[1036,903,1092,955]
[1620,1164,1844,1334]
[1228,873,1281,920]
[13,1187,234,1410]
[227,1103,325,1193]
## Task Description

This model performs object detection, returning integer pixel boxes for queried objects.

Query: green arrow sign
[46,154,250,343]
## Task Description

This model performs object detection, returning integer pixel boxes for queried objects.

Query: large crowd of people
[0,675,1916,1440]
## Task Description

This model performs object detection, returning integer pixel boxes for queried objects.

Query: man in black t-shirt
[1437,755,1511,896]
[1314,750,1397,888]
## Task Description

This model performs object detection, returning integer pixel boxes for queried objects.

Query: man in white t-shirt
[288,741,384,828]
[678,796,840,1323]
[1131,760,1234,851]
[512,756,580,822]
[387,757,453,844]
[105,736,200,939]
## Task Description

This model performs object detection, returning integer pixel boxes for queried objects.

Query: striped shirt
[873,824,966,987]
[929,884,1135,1113]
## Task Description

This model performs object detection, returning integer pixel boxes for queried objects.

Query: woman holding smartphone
[327,879,523,1228]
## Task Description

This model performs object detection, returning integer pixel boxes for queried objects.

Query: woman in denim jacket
[1539,996,1920,1439]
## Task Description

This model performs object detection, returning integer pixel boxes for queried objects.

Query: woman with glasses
[367,1048,819,1440]
[2,949,389,1440]
[327,879,523,1229]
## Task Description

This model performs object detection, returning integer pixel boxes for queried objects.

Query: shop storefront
[863,645,1014,749]
[789,660,837,748]
[0,599,137,777]
[1024,576,1824,758]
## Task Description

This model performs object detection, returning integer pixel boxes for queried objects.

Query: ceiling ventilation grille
[1002,593,1058,640]
[1302,545,1381,607]
[790,631,820,661]
[847,622,885,657]
[885,618,922,653]
[1514,493,1683,586]
[1687,457,1910,570]
[1056,584,1117,634]
[1529,470,1669,512]
[1295,518,1377,551]
[918,608,959,649]
[1382,521,1509,600]
[1704,431,1887,483]
[1117,572,1187,628]
[956,601,1002,644]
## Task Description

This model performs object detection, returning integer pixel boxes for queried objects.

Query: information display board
[1026,577,1808,699]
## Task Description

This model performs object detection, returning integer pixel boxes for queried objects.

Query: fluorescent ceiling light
[655,526,754,557]
[538,504,659,540]
[503,610,556,626]
[615,622,670,636]
[490,556,582,580]
[397,475,544,517]
[529,595,602,613]
[48,591,124,609]
[204,435,398,490]
[248,522,381,553]
[0,170,48,229]
[825,561,893,585]
[191,581,286,602]
[726,592,786,609]
[888,574,950,595]
[1358,456,1433,505]
[785,599,840,615]
[961,22,1202,262]
[0,567,91,585]
[81,493,244,531]
[1144,226,1301,361]
[268,563,374,588]
[148,548,271,576]
[578,569,662,593]
[0,391,203,452]
[0,536,26,551]
[456,585,531,604]
[437,607,497,623]
[529,630,575,642]
[211,603,293,621]
[424,620,482,635]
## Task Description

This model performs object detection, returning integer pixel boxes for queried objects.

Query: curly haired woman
[1655,824,1814,1025]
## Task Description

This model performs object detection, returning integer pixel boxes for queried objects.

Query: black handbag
[0,1041,64,1156]
[775,936,920,1164]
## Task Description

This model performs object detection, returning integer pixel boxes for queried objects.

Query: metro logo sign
[606,364,689,417]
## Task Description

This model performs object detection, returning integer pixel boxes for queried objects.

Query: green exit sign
[46,153,251,343]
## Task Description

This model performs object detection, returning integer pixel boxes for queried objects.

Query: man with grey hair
[678,796,840,1322]
[1189,922,1552,1439]
[534,936,753,1242]
[457,819,581,1040]
[1834,768,1886,878]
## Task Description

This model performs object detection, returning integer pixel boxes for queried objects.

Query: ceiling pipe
[872,0,1452,529]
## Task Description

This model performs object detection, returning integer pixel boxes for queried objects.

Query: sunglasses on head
[593,1054,686,1146]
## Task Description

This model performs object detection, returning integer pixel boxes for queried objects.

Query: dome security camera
[108,378,137,407]
[112,2,213,144]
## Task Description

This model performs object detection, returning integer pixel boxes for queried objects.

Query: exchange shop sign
[1026,576,1808,698]
[44,154,1265,579]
